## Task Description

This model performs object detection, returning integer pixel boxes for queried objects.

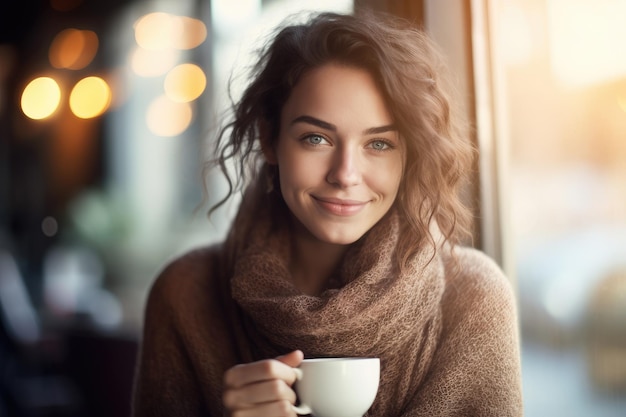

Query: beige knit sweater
[132,187,523,417]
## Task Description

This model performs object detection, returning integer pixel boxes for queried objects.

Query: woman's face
[266,63,405,245]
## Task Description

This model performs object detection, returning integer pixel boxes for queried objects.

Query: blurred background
[0,0,625,416]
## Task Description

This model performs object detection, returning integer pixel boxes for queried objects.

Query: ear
[259,119,277,165]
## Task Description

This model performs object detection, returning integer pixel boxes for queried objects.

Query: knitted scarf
[225,181,446,416]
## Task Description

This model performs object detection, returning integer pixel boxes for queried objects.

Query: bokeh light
[163,63,206,102]
[130,46,180,77]
[146,95,192,137]
[171,16,207,50]
[134,12,207,51]
[42,216,59,237]
[134,12,174,51]
[21,77,61,120]
[49,28,99,70]
[69,76,112,119]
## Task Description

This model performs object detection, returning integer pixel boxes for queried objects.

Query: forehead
[280,63,394,129]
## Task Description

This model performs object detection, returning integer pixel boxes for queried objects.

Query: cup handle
[291,368,312,415]
[292,404,312,415]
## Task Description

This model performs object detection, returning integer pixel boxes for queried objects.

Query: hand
[223,350,304,417]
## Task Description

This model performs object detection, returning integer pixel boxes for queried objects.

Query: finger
[224,358,299,389]
[230,399,295,417]
[276,350,304,369]
[223,379,297,409]
[276,350,304,386]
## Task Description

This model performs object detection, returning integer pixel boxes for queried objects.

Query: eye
[304,134,328,146]
[368,139,393,151]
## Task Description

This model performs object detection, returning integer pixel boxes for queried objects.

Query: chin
[290,211,368,246]
[313,229,365,246]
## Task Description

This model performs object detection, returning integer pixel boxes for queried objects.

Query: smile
[312,196,369,216]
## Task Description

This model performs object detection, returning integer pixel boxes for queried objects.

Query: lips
[313,196,369,216]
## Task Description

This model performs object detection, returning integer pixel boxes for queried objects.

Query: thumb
[276,350,304,368]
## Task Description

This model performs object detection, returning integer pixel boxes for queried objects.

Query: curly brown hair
[207,10,475,264]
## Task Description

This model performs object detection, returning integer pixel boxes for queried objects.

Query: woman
[132,10,523,417]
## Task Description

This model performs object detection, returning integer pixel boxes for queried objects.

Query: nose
[326,146,362,188]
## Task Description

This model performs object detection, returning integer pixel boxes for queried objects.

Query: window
[471,0,626,414]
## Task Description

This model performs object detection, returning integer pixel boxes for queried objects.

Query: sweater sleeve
[132,247,232,417]
[408,248,524,417]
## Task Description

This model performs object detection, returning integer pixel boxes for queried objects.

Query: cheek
[277,152,321,190]
[370,160,403,197]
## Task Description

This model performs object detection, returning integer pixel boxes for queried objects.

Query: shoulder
[414,252,523,415]
[440,246,517,326]
[443,246,513,299]
[146,244,226,315]
[445,246,507,284]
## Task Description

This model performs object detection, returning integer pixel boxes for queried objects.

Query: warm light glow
[69,76,112,119]
[49,28,99,70]
[130,46,180,77]
[618,97,626,113]
[164,63,206,102]
[134,12,175,50]
[146,95,192,137]
[21,77,61,120]
[548,0,626,86]
[171,16,207,49]
[497,4,533,66]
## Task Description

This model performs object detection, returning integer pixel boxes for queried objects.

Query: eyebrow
[290,115,397,135]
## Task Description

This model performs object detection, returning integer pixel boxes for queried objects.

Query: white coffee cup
[291,357,380,417]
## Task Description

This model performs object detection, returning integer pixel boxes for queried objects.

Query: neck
[289,223,350,296]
